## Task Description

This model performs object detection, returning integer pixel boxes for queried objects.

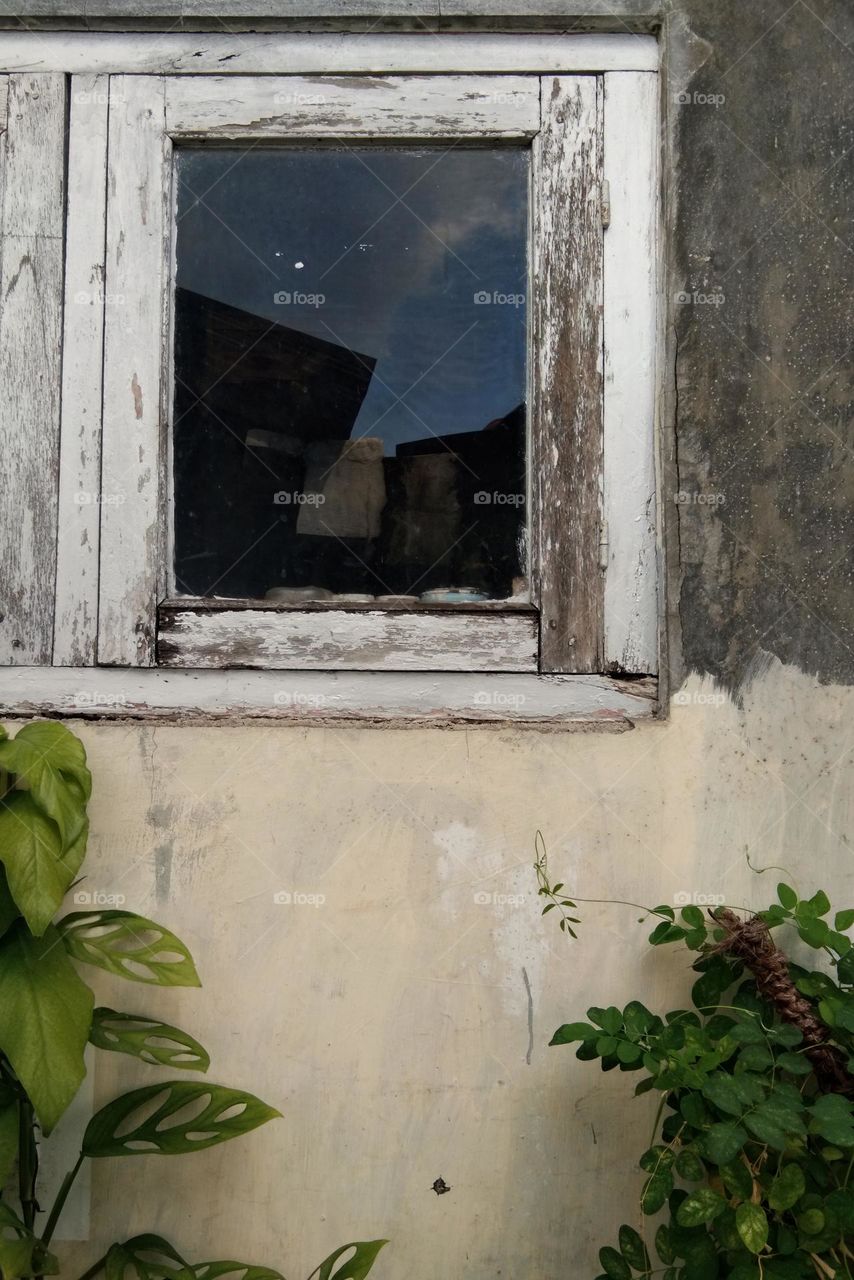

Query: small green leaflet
[767,1164,805,1212]
[735,1203,768,1254]
[617,1225,649,1272]
[597,1247,630,1280]
[810,1093,854,1147]
[676,1188,727,1227]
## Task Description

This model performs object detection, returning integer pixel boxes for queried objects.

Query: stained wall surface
[35,662,854,1278]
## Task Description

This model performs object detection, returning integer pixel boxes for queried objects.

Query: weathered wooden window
[0,34,661,721]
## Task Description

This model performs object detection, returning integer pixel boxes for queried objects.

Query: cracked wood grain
[0,74,65,665]
[54,74,110,666]
[157,605,539,672]
[531,75,604,673]
[99,75,170,666]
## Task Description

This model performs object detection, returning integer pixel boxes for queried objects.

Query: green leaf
[702,1074,745,1117]
[768,1163,805,1212]
[735,1203,768,1254]
[797,917,830,949]
[597,1248,631,1280]
[676,1188,727,1227]
[588,1006,623,1035]
[0,1203,59,1279]
[835,909,854,931]
[680,905,705,930]
[90,1008,210,1072]
[83,1081,281,1157]
[0,1203,59,1278]
[719,1158,752,1200]
[776,1051,811,1076]
[797,1208,824,1235]
[640,1167,673,1215]
[105,1236,194,1280]
[810,1093,854,1146]
[704,1122,748,1166]
[674,1148,705,1180]
[738,1044,774,1071]
[766,1023,802,1047]
[617,1041,643,1065]
[0,722,90,850]
[618,1225,649,1272]
[0,793,74,936]
[806,890,831,917]
[550,1022,595,1046]
[654,1224,674,1265]
[310,1241,387,1280]
[640,1146,674,1173]
[623,1002,655,1037]
[649,922,687,945]
[777,883,797,910]
[58,911,201,986]
[0,920,93,1133]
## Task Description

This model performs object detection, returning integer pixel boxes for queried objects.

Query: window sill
[0,667,658,727]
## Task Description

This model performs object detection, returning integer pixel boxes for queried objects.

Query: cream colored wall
[39,657,854,1279]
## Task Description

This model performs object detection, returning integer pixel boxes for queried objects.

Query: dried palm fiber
[713,908,853,1095]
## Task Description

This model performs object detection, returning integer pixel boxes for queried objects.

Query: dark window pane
[172,147,529,603]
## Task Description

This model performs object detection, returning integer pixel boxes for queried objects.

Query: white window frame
[0,33,661,724]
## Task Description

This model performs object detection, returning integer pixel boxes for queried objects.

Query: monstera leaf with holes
[83,1083,281,1157]
[58,911,201,986]
[89,1008,210,1071]
[101,1237,388,1280]
[0,723,388,1280]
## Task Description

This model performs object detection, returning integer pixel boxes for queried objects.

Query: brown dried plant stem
[713,909,853,1096]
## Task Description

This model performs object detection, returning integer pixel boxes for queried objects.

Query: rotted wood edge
[0,666,659,726]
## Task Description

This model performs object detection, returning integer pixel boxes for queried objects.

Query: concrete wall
[31,661,853,1278]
